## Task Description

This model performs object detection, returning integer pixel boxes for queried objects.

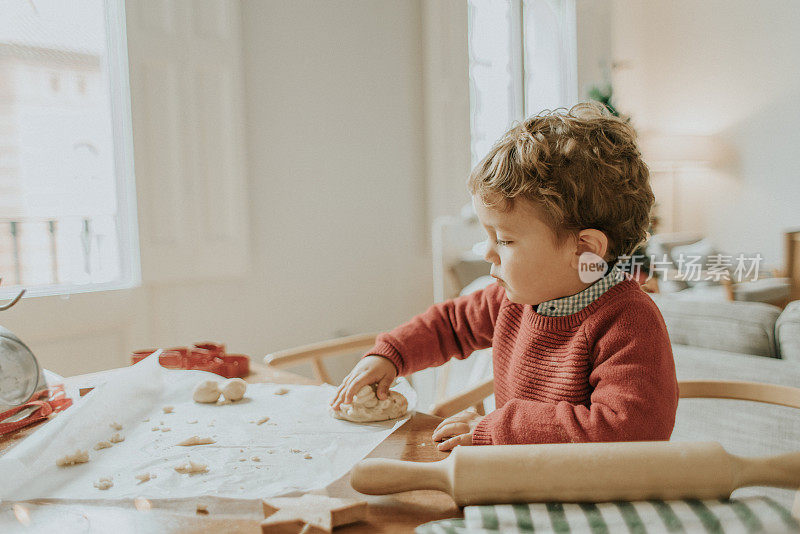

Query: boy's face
[473,195,583,306]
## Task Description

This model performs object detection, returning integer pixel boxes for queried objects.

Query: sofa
[649,294,800,508]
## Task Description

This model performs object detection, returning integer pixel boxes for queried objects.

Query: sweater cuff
[363,340,405,376]
[472,417,494,445]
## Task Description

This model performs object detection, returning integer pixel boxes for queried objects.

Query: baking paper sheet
[0,353,416,500]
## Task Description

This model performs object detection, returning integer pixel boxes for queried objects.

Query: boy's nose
[481,242,498,264]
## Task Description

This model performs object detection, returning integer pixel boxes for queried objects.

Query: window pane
[522,0,578,114]
[0,0,138,295]
[468,0,522,167]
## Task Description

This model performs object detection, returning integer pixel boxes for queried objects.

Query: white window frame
[0,0,141,300]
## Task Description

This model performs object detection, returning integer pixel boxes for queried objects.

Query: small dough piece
[94,441,112,450]
[274,387,289,395]
[177,436,216,446]
[163,406,174,414]
[193,380,221,403]
[93,477,113,490]
[109,433,125,443]
[174,460,209,475]
[161,427,171,432]
[256,416,270,425]
[57,450,89,467]
[136,472,155,483]
[110,422,123,431]
[330,384,408,423]
[303,453,313,460]
[152,426,160,431]
[220,378,247,402]
[251,456,261,462]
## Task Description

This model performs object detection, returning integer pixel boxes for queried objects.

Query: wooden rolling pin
[351,441,800,506]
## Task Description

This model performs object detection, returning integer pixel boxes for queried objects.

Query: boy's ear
[570,229,610,268]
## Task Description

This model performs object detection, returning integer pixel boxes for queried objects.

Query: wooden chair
[429,376,800,418]
[264,333,381,386]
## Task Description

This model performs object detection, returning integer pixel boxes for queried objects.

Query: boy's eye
[495,239,512,246]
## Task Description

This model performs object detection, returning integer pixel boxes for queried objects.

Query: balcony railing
[0,216,118,289]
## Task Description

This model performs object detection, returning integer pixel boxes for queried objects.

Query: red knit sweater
[366,277,679,445]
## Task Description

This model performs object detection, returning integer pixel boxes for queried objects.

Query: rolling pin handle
[736,452,800,489]
[350,458,451,495]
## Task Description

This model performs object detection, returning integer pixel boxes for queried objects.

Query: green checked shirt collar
[535,261,627,317]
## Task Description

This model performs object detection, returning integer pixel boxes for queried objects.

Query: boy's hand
[330,355,398,409]
[432,409,484,451]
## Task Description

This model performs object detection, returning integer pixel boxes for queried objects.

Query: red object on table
[131,342,250,378]
[0,385,73,437]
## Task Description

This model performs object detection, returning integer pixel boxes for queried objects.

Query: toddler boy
[331,102,678,451]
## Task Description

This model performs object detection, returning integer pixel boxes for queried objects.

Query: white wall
[608,0,800,265]
[145,0,434,375]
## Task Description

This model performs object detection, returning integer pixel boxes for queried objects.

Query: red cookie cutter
[131,342,250,378]
[0,385,73,437]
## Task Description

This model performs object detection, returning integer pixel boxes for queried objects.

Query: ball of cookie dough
[330,384,408,422]
[220,378,247,402]
[193,380,221,403]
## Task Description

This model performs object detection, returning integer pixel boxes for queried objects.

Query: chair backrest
[678,379,800,408]
[431,377,800,419]
[264,333,379,385]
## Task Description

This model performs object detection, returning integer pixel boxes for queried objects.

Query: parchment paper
[0,353,416,500]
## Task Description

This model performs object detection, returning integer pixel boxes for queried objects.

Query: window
[468,0,577,166]
[0,0,139,298]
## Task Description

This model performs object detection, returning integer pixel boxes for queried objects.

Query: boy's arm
[472,296,679,445]
[365,282,506,376]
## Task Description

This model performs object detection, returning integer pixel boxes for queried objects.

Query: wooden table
[0,362,462,533]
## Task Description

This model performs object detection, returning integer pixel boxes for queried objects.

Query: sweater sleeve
[364,282,506,376]
[472,294,679,445]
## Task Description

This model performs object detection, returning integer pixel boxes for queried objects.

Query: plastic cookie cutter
[131,342,250,378]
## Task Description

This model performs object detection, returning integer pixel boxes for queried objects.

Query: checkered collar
[535,262,626,317]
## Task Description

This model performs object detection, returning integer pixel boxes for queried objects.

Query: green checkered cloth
[416,498,799,533]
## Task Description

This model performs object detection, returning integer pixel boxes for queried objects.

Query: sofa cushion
[671,343,800,508]
[648,294,782,358]
[776,300,800,362]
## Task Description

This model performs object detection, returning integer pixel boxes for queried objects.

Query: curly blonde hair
[467,101,653,261]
